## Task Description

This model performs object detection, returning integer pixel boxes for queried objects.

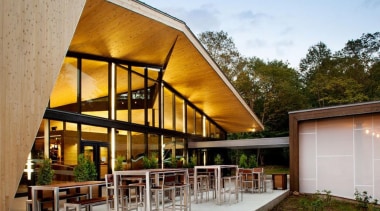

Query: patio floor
[12,189,289,211]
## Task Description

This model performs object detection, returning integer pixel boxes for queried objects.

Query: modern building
[1,0,264,209]
[289,101,380,200]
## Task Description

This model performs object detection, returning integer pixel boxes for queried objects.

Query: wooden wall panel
[0,0,85,210]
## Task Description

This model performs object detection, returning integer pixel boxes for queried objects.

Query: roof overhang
[188,137,289,149]
[68,0,264,133]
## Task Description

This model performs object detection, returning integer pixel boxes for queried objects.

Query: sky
[140,0,380,69]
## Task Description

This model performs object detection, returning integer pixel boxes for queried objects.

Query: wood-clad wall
[0,0,85,210]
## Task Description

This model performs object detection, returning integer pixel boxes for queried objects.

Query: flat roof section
[188,137,289,149]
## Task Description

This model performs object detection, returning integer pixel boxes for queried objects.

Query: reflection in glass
[50,57,78,112]
[81,59,109,118]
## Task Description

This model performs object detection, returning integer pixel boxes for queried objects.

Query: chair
[105,174,115,211]
[196,174,210,202]
[151,172,176,211]
[166,171,191,211]
[221,175,239,205]
[106,174,131,210]
[128,180,146,210]
[241,169,255,193]
[252,168,265,193]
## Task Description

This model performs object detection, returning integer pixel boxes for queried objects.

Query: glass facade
[18,52,226,196]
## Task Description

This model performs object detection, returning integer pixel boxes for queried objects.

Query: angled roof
[68,0,264,133]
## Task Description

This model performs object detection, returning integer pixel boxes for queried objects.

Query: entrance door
[81,141,109,180]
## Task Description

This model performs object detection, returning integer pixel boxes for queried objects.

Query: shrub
[74,153,97,181]
[248,154,258,168]
[238,153,248,168]
[36,158,54,185]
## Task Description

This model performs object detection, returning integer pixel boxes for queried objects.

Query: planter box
[272,174,287,190]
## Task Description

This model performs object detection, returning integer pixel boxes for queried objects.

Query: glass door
[81,141,109,180]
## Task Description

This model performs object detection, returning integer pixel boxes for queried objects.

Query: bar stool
[221,176,239,205]
[196,174,210,202]
[128,182,146,209]
[170,172,191,211]
[151,173,176,211]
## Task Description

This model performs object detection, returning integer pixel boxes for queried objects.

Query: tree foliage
[198,31,380,137]
[198,31,243,81]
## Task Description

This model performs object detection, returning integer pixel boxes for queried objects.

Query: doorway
[80,140,109,180]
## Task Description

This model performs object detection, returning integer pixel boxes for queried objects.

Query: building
[289,101,380,200]
[1,0,264,209]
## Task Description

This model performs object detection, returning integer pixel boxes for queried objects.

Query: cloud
[160,4,221,34]
[237,10,272,25]
[275,40,294,57]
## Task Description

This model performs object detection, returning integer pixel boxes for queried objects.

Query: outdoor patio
[12,188,289,211]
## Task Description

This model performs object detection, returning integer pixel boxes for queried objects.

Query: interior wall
[299,115,380,200]
[0,0,85,210]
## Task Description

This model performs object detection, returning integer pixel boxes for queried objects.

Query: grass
[262,165,289,175]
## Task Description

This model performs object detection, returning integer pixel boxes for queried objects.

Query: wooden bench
[38,193,88,209]
[63,197,107,210]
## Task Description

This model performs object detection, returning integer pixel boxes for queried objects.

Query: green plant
[214,153,224,165]
[183,154,197,168]
[354,190,378,209]
[114,155,125,171]
[74,153,97,181]
[36,158,54,185]
[142,152,158,169]
[247,154,258,168]
[238,153,248,168]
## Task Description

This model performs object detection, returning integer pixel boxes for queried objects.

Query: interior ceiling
[68,0,264,133]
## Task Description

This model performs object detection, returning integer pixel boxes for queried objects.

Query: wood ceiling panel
[66,0,263,133]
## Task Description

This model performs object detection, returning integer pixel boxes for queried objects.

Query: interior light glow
[111,63,116,120]
[24,153,34,180]
[202,115,206,137]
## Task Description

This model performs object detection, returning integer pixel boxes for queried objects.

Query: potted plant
[73,153,97,181]
[142,152,158,169]
[36,158,54,185]
[114,155,125,171]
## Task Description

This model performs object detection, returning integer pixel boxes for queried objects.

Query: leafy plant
[238,153,248,168]
[142,152,158,169]
[248,154,258,168]
[183,154,197,168]
[73,153,97,181]
[168,156,178,168]
[114,155,125,171]
[36,158,54,185]
[214,153,224,165]
[354,190,378,209]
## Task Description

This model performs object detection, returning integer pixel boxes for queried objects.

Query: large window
[50,57,78,112]
[81,59,109,118]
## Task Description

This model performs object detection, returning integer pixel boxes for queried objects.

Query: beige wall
[299,114,380,200]
[0,0,85,210]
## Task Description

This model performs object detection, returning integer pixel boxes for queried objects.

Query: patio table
[194,165,239,205]
[113,168,189,211]
[30,180,105,211]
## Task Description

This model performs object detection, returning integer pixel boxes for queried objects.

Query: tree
[248,59,307,131]
[198,30,243,81]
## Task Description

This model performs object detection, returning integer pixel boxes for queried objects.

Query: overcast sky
[140,0,380,69]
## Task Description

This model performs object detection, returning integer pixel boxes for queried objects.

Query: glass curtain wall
[19,53,227,197]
